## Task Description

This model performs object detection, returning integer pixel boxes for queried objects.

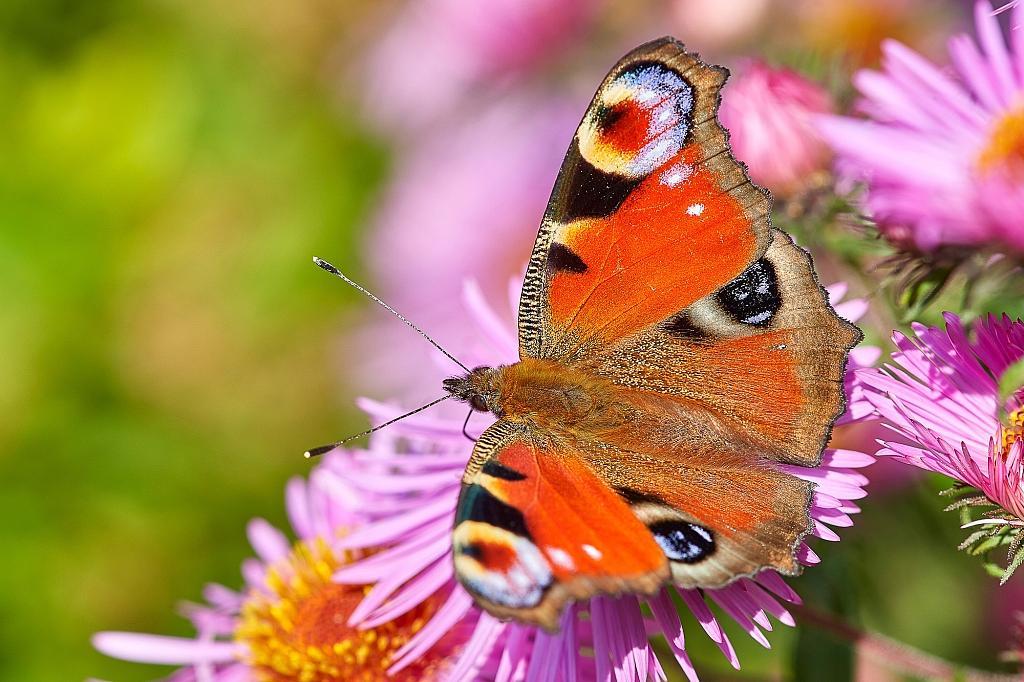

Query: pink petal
[246,518,290,564]
[755,570,802,604]
[463,279,520,362]
[92,632,240,665]
[345,536,452,625]
[646,590,699,682]
[285,477,315,541]
[798,544,820,565]
[240,558,267,592]
[389,587,475,672]
[822,448,877,468]
[833,298,869,324]
[446,613,504,682]
[974,0,1019,103]
[335,497,456,549]
[850,345,883,368]
[824,282,848,303]
[741,578,796,627]
[201,584,242,611]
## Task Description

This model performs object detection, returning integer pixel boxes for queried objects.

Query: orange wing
[518,38,771,363]
[453,421,668,632]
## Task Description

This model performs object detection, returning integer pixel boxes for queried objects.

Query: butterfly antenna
[313,257,470,373]
[304,395,452,458]
[461,408,477,443]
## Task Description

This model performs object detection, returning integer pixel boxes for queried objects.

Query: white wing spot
[659,161,692,188]
[743,311,772,325]
[686,203,705,216]
[583,544,603,560]
[546,547,575,570]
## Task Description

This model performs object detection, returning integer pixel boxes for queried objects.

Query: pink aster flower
[816,0,1024,255]
[327,276,876,680]
[92,474,471,681]
[361,0,595,132]
[852,313,1024,525]
[719,60,834,196]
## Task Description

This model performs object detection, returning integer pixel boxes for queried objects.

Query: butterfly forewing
[518,39,772,362]
[453,421,668,632]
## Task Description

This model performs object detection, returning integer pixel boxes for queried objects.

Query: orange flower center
[977,106,1024,180]
[1002,407,1024,460]
[235,540,452,682]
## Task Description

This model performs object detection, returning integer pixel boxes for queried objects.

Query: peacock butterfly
[440,37,861,632]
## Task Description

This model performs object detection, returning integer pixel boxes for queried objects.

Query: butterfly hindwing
[453,420,669,632]
[573,417,816,588]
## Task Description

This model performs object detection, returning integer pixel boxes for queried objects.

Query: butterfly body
[443,38,861,632]
[446,360,622,430]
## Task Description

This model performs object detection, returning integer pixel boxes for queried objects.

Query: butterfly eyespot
[470,394,489,412]
[649,520,715,563]
[577,62,694,179]
[717,259,781,327]
[453,521,552,609]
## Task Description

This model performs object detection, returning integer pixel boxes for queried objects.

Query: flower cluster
[817,0,1024,256]
[851,313,1024,581]
[719,60,834,197]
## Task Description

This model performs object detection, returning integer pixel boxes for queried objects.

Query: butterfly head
[443,366,504,416]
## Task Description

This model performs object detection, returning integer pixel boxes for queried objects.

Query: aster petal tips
[857,313,1024,583]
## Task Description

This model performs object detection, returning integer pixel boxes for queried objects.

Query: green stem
[789,603,1018,682]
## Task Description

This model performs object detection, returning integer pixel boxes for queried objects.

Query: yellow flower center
[977,106,1024,180]
[235,540,453,682]
[1002,407,1024,460]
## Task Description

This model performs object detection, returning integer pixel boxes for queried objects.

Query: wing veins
[549,163,758,352]
[554,215,756,359]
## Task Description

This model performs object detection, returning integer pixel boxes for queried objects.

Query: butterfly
[441,37,861,632]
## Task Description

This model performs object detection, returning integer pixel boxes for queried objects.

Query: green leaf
[999,356,1024,405]
[973,535,1005,554]
[985,562,1006,578]
[958,529,992,551]
[1002,546,1024,584]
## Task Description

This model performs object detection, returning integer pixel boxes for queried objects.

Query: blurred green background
[0,0,383,679]
[0,0,1019,681]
